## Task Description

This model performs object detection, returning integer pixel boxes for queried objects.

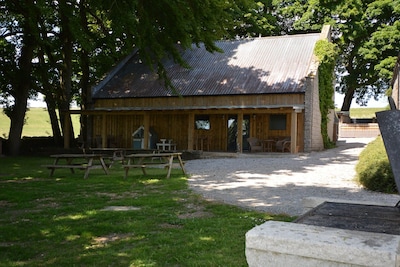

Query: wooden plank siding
[90,95,305,152]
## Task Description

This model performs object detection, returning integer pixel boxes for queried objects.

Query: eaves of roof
[85,104,305,113]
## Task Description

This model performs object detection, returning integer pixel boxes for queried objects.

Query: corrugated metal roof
[92,33,320,99]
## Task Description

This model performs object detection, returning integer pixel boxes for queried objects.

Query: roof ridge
[214,32,321,44]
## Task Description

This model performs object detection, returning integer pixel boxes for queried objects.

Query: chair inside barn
[275,137,291,152]
[247,137,263,152]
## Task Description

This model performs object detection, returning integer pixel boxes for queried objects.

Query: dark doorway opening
[227,115,250,152]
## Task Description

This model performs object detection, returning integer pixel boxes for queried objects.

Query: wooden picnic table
[123,152,185,179]
[89,148,159,166]
[43,154,109,179]
[89,148,127,167]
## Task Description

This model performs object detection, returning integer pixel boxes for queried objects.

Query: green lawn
[0,157,293,266]
[348,107,388,118]
[0,108,80,138]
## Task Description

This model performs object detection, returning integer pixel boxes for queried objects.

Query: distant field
[0,108,80,138]
[348,107,388,118]
[0,107,388,138]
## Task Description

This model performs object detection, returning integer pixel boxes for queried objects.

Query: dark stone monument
[295,97,400,234]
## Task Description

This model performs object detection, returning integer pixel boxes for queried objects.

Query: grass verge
[0,157,293,266]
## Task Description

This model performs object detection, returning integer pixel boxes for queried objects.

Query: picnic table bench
[43,154,109,179]
[123,152,185,179]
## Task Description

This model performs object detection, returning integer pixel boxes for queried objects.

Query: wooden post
[143,113,150,149]
[237,113,243,153]
[188,113,194,150]
[291,108,302,153]
[101,114,107,148]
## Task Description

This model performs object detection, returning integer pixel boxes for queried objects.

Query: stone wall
[339,123,381,138]
[304,72,324,152]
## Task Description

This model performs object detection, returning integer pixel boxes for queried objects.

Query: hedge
[356,136,397,193]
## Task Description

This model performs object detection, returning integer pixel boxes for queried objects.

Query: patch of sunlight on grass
[141,179,161,185]
[199,236,215,242]
[12,164,22,170]
[21,177,35,180]
[129,260,157,267]
[85,210,97,216]
[40,229,52,237]
[66,235,80,241]
[55,213,89,221]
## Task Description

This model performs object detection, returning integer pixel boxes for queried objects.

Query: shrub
[356,136,397,193]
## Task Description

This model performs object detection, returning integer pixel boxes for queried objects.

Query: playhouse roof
[92,32,320,99]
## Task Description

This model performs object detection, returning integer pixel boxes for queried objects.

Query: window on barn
[269,114,287,130]
[195,115,210,130]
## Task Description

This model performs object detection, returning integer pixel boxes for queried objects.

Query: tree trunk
[37,45,63,146]
[79,2,93,149]
[8,4,36,156]
[340,88,355,111]
[45,95,63,146]
[59,0,74,149]
[79,48,90,148]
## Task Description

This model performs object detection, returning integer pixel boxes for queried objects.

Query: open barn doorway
[227,115,250,152]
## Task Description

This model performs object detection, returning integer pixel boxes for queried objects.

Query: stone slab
[296,202,400,235]
[302,197,396,210]
[246,220,400,267]
[377,110,400,194]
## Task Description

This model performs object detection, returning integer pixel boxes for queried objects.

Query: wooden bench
[43,164,88,171]
[122,163,170,178]
[123,152,185,179]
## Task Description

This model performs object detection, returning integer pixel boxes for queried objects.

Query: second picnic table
[123,152,185,179]
[43,154,109,179]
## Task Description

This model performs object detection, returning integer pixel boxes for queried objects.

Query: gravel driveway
[185,138,400,216]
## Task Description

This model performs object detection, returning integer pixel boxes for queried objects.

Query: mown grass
[0,108,80,138]
[334,107,388,118]
[349,107,388,118]
[0,157,293,266]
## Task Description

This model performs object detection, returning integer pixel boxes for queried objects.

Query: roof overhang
[82,104,305,114]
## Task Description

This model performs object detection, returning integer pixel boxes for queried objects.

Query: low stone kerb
[246,221,400,267]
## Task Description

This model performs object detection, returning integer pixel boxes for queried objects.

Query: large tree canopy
[272,0,400,110]
[0,0,260,155]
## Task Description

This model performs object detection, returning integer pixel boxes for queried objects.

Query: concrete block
[246,221,400,267]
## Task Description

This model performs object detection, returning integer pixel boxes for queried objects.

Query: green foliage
[224,0,279,38]
[356,136,397,193]
[315,39,338,148]
[0,157,293,266]
[2,0,248,154]
[272,0,400,110]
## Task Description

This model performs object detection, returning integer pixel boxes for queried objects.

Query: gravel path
[185,138,400,216]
